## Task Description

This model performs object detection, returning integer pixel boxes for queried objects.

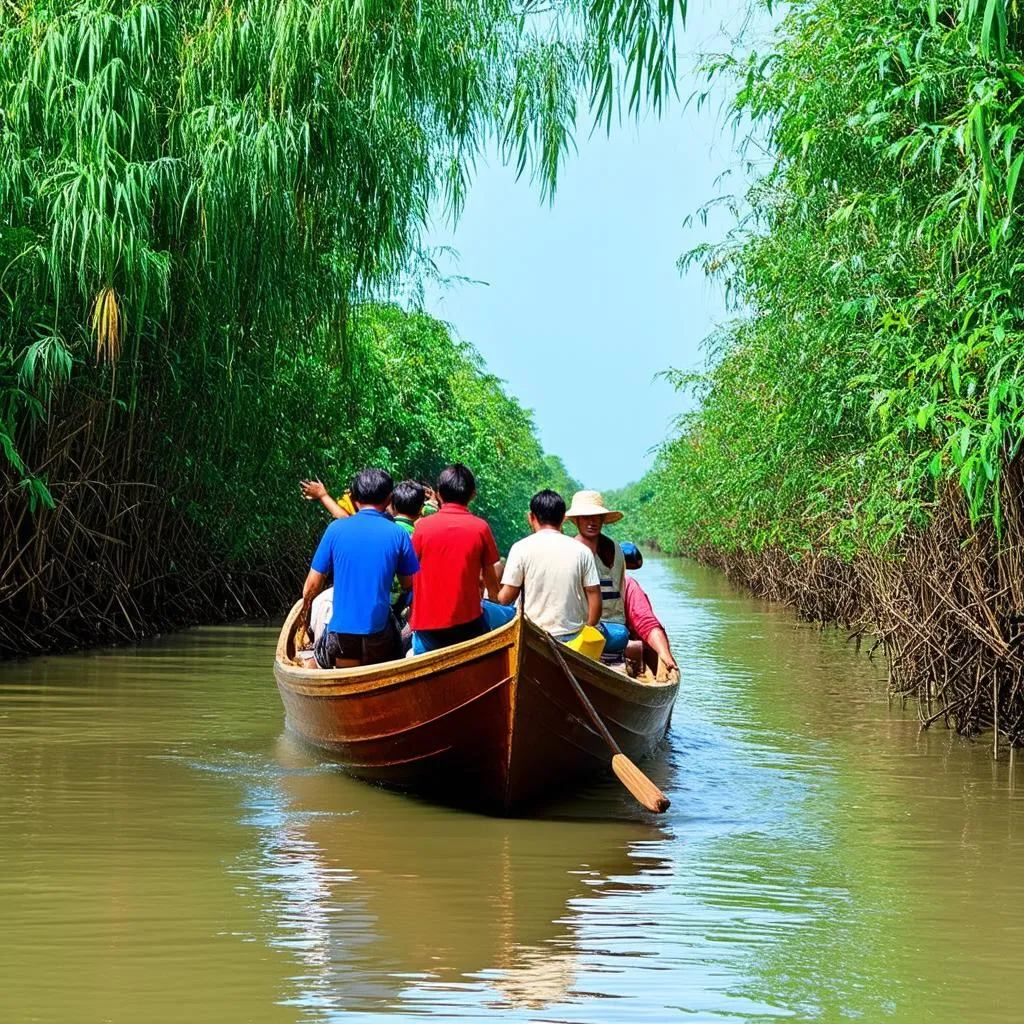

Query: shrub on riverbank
[0,302,575,656]
[1,0,676,657]
[634,0,1024,747]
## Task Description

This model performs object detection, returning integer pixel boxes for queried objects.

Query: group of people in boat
[296,463,677,674]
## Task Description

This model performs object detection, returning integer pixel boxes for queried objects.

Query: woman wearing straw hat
[565,491,630,658]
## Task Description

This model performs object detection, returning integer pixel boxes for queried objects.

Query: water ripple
[3,562,1024,1022]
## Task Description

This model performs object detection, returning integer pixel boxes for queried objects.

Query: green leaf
[981,0,998,57]
[1006,151,1024,211]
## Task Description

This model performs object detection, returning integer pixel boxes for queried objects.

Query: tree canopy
[1,0,688,495]
[637,0,1024,558]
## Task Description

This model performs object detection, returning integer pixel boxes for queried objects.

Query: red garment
[410,503,500,630]
[624,576,663,643]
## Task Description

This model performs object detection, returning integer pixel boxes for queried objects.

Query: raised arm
[300,479,350,520]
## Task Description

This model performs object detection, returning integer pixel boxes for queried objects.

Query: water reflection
[5,560,1024,1022]
[222,735,671,1019]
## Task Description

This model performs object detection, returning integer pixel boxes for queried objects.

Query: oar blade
[611,753,670,813]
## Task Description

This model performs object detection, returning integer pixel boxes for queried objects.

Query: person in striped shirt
[566,491,630,656]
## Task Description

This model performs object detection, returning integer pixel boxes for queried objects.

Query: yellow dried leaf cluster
[91,287,121,363]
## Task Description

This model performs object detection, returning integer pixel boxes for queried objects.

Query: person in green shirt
[391,480,425,535]
[390,481,426,618]
[420,482,439,516]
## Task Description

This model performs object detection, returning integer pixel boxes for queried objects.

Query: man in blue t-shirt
[301,467,419,667]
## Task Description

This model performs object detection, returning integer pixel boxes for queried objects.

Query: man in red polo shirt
[410,463,501,654]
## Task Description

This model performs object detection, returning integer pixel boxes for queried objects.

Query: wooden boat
[273,601,680,814]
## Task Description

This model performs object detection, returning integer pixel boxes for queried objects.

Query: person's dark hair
[437,463,476,505]
[350,467,394,506]
[530,489,565,527]
[393,479,426,517]
[621,542,643,571]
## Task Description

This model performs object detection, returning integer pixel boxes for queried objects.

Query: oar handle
[547,634,621,753]
[547,635,670,814]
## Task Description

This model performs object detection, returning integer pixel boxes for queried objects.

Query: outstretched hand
[300,478,327,501]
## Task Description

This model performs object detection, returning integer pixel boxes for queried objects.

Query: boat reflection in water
[236,733,673,1018]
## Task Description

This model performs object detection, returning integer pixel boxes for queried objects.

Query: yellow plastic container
[564,625,606,661]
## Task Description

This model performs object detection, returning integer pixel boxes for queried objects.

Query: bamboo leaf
[1007,151,1024,211]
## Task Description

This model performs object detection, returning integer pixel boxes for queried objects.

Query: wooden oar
[547,635,670,813]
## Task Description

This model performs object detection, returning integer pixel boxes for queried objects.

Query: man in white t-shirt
[496,490,602,638]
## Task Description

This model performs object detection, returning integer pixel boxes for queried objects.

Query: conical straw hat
[564,490,623,524]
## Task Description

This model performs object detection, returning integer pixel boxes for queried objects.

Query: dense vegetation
[1,294,577,654]
[1,0,679,655]
[632,0,1024,746]
[172,301,580,564]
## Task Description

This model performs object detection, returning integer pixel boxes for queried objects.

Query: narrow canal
[2,557,1023,1022]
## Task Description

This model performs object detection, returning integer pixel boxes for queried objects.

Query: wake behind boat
[273,600,679,815]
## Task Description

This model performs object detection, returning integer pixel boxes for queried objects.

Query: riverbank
[610,1,1024,748]
[3,0,611,661]
[0,305,577,659]
[636,463,1024,750]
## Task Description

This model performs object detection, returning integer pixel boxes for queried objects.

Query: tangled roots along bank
[0,404,302,657]
[695,459,1024,751]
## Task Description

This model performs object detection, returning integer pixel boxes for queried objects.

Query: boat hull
[273,602,678,814]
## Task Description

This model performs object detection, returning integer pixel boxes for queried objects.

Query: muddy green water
[3,558,1024,1023]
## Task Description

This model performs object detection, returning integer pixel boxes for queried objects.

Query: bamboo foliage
[633,0,1024,561]
[1,0,687,483]
[2,0,669,654]
[613,0,1024,742]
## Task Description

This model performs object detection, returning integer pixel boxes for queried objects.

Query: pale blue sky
[424,2,757,490]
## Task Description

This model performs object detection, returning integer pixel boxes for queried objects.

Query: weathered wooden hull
[273,601,679,814]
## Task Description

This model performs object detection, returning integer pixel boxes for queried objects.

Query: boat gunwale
[274,599,519,693]
[519,628,680,707]
[273,599,679,705]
